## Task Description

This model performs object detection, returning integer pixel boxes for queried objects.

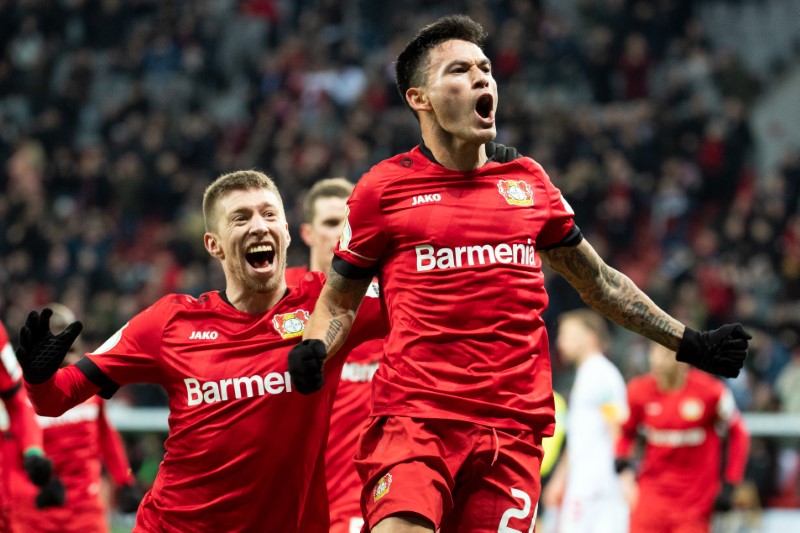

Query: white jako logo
[189,331,219,340]
[411,193,441,206]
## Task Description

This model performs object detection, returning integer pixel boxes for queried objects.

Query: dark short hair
[302,177,354,224]
[395,14,488,109]
[203,170,284,232]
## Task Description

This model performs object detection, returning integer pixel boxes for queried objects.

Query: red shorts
[631,500,710,533]
[355,416,543,533]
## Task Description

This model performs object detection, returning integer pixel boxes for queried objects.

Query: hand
[23,451,53,486]
[288,339,327,394]
[116,482,143,514]
[488,142,520,163]
[676,324,751,378]
[714,481,735,512]
[35,477,66,509]
[16,308,83,384]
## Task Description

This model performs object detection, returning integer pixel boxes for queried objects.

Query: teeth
[247,244,273,254]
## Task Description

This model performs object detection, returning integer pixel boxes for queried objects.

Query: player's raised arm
[539,239,750,377]
[288,269,372,394]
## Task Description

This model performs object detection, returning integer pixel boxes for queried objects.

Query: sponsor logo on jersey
[411,193,441,206]
[185,372,293,406]
[679,398,704,421]
[415,240,537,271]
[341,361,379,383]
[497,179,533,206]
[373,473,392,502]
[272,310,310,339]
[36,402,100,428]
[189,330,219,340]
[644,427,706,447]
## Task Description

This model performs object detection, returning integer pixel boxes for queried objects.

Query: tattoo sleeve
[303,269,372,359]
[540,240,684,350]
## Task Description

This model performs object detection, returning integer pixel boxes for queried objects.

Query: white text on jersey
[341,361,379,383]
[185,372,293,406]
[415,239,537,271]
[411,193,441,206]
[644,427,706,447]
[189,330,219,340]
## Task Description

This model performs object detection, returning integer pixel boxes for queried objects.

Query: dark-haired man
[290,15,750,533]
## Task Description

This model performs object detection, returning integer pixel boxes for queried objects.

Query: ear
[406,87,431,113]
[204,232,224,259]
[299,222,313,247]
[284,222,291,246]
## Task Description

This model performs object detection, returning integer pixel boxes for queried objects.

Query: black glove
[614,458,635,474]
[288,339,327,395]
[714,481,735,512]
[23,452,53,486]
[116,482,143,514]
[35,477,66,509]
[487,142,521,163]
[676,324,751,378]
[16,308,83,384]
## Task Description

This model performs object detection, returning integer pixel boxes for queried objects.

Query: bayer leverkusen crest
[497,180,534,206]
[272,310,310,339]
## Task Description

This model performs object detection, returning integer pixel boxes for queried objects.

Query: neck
[575,351,598,367]
[309,253,330,275]
[421,127,488,171]
[656,369,687,391]
[224,282,288,314]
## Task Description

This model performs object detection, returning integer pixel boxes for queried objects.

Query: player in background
[543,310,628,533]
[288,15,750,533]
[13,170,385,533]
[537,389,566,533]
[288,177,382,533]
[0,320,58,532]
[615,342,751,533]
[6,303,141,533]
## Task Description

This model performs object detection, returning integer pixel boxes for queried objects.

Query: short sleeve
[532,163,577,249]
[335,175,389,269]
[82,305,167,392]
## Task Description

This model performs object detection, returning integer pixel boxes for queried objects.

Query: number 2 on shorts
[498,488,538,533]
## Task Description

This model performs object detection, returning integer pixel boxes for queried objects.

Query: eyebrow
[445,58,492,69]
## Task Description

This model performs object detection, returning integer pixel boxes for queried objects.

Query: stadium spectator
[543,310,629,532]
[6,303,142,533]
[290,14,748,533]
[287,177,382,533]
[616,341,751,533]
[14,170,386,532]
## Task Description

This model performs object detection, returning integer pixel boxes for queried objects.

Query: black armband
[75,357,120,399]
[539,225,584,251]
[332,256,379,280]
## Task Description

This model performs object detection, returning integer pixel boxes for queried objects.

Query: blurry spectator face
[301,195,348,273]
[556,317,592,365]
[410,39,497,145]
[204,188,290,296]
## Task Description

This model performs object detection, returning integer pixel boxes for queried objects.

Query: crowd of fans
[1,0,798,511]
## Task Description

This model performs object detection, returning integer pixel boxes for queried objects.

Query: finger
[61,321,83,345]
[19,326,31,349]
[38,308,53,337]
[23,311,39,336]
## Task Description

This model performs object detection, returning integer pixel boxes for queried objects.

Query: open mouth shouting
[245,243,275,272]
[475,93,495,125]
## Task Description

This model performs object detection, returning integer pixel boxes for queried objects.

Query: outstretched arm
[540,240,684,349]
[540,239,749,377]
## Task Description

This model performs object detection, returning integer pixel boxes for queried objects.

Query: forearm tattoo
[542,243,683,349]
[318,270,371,352]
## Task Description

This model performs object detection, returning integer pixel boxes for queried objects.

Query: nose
[472,66,490,89]
[248,215,270,235]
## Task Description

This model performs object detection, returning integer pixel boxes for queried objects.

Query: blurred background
[0,0,798,530]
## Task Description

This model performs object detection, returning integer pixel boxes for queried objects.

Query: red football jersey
[8,395,134,532]
[55,273,383,533]
[285,265,309,287]
[619,370,743,517]
[335,146,576,433]
[0,321,22,395]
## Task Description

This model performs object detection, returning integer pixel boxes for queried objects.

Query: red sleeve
[522,159,577,248]
[334,171,389,269]
[723,414,750,483]
[97,402,136,487]
[4,386,44,453]
[24,364,100,417]
[616,382,642,459]
[0,321,23,393]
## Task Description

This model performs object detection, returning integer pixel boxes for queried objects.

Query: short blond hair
[203,170,284,232]
[302,177,354,224]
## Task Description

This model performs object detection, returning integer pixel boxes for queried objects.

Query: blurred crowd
[1,0,798,511]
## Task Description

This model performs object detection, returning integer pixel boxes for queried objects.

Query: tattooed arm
[303,269,372,361]
[540,239,685,350]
